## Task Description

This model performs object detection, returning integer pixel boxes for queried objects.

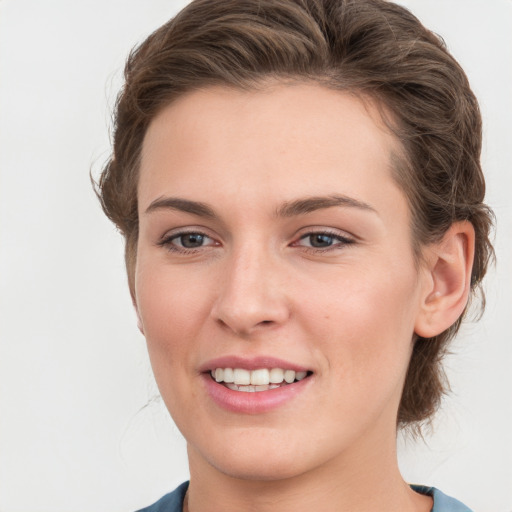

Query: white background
[0,1,511,511]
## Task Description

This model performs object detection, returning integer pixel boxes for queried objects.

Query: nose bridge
[212,239,289,335]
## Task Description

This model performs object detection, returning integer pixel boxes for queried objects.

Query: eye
[158,230,218,252]
[303,233,337,248]
[174,233,209,248]
[294,231,354,250]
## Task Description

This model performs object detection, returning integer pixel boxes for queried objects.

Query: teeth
[224,383,286,392]
[223,368,234,383]
[250,368,270,386]
[233,368,251,385]
[284,370,296,383]
[239,385,256,392]
[211,367,310,388]
[269,368,284,383]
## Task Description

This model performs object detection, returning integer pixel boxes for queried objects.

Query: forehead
[138,83,407,221]
[142,83,398,160]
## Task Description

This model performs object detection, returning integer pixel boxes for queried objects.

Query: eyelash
[293,230,355,252]
[157,230,217,254]
[157,229,355,254]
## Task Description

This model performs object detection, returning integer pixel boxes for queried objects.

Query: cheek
[134,261,212,378]
[134,264,210,425]
[300,276,418,430]
[298,263,420,376]
[137,257,210,331]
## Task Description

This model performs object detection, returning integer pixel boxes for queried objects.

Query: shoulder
[135,481,189,512]
[411,485,473,512]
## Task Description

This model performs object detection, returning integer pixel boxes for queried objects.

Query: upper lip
[198,355,311,373]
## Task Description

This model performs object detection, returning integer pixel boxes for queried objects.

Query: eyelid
[157,225,217,241]
[294,226,356,241]
[156,227,221,253]
[291,227,356,250]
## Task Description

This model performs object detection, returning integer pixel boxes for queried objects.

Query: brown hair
[97,0,494,428]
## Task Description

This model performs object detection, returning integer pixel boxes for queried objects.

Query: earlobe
[415,221,475,338]
[131,293,145,335]
[136,310,145,335]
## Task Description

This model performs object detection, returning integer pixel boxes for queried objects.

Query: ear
[415,221,475,338]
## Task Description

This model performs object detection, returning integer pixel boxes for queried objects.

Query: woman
[97,0,494,510]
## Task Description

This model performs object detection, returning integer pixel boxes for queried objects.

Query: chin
[187,426,339,483]
[207,453,311,482]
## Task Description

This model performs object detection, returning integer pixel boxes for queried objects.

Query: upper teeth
[211,368,308,386]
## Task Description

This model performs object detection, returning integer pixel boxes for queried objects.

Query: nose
[211,245,291,337]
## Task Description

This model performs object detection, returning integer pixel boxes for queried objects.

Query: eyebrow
[276,195,377,217]
[144,194,377,218]
[145,197,217,218]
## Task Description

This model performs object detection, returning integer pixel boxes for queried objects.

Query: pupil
[182,233,204,248]
[311,234,333,247]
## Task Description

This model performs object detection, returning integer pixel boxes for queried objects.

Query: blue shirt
[411,485,473,511]
[137,481,473,511]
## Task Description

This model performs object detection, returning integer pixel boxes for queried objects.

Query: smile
[201,357,314,413]
[210,368,310,392]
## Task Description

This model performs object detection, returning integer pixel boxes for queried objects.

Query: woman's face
[135,83,431,480]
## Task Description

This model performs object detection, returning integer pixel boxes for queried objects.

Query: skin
[134,83,473,512]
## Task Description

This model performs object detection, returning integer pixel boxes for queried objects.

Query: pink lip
[199,355,314,414]
[202,374,313,414]
[198,355,310,373]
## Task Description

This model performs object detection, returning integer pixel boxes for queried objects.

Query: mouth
[209,367,313,392]
[200,356,314,413]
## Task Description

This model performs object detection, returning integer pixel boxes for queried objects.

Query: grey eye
[295,231,354,250]
[177,233,207,248]
[308,234,335,248]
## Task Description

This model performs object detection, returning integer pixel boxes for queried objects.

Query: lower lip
[202,373,313,414]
